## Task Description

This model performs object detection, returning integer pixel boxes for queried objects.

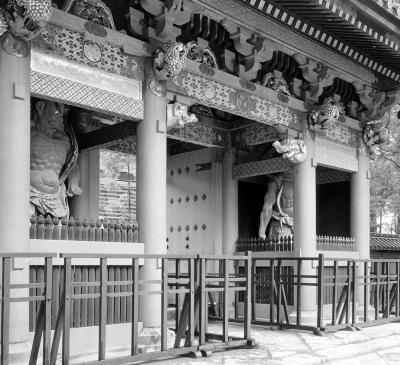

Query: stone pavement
[147,322,400,365]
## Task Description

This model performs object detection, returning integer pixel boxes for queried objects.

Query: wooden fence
[233,254,400,335]
[236,237,294,252]
[316,235,356,251]
[29,215,139,242]
[0,253,255,365]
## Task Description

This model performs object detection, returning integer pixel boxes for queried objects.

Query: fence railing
[316,235,356,251]
[234,254,400,335]
[236,237,294,252]
[0,252,254,365]
[29,215,139,242]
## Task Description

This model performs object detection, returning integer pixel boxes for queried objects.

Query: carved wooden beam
[233,157,292,180]
[79,120,137,151]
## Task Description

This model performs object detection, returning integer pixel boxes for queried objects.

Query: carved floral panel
[32,24,141,80]
[173,71,302,129]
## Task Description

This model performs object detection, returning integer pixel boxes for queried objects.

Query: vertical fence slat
[317,254,324,329]
[175,259,180,331]
[375,262,380,320]
[131,258,139,356]
[396,262,400,318]
[277,259,282,324]
[270,259,275,324]
[223,259,229,343]
[351,261,356,326]
[188,258,195,347]
[346,261,351,324]
[244,252,252,339]
[332,260,338,325]
[296,259,301,327]
[199,258,206,346]
[43,257,53,365]
[62,258,72,365]
[1,257,11,365]
[386,262,390,319]
[99,258,107,361]
[364,262,369,322]
[161,258,168,351]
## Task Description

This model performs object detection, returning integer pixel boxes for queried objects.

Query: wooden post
[1,257,11,365]
[199,258,206,345]
[375,262,380,320]
[131,258,139,356]
[346,261,351,324]
[223,259,229,342]
[364,261,369,322]
[277,259,282,323]
[296,259,302,327]
[396,262,399,318]
[386,262,390,319]
[352,261,356,325]
[62,258,72,364]
[99,258,107,360]
[270,259,275,323]
[244,252,252,339]
[317,254,324,329]
[188,258,195,347]
[332,260,338,325]
[43,257,53,365]
[161,258,169,351]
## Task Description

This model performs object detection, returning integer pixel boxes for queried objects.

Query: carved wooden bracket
[294,54,335,105]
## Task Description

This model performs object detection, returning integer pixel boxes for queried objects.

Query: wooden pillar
[293,137,317,312]
[351,149,370,260]
[69,150,100,221]
[0,47,30,345]
[222,147,238,256]
[351,149,370,308]
[137,66,167,327]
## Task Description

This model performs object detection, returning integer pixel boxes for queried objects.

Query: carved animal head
[153,41,188,80]
[309,98,344,130]
[272,139,307,164]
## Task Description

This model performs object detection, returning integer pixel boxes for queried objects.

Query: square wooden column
[0,48,31,346]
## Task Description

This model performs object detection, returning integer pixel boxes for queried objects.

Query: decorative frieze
[173,71,302,129]
[324,123,359,147]
[233,157,292,180]
[167,122,224,147]
[235,124,277,147]
[32,24,141,80]
[315,138,358,172]
[31,70,144,120]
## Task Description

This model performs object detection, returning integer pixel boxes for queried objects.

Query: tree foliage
[370,105,400,233]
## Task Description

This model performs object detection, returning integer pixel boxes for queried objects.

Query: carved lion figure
[308,98,345,130]
[273,139,307,164]
[153,41,188,80]
[363,120,392,157]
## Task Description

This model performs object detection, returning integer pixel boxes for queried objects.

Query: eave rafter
[237,0,400,83]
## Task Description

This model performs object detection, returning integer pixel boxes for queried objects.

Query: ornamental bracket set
[0,0,53,57]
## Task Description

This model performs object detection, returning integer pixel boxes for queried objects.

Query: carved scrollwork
[272,139,307,164]
[0,0,53,57]
[186,41,218,69]
[308,98,345,132]
[62,0,116,30]
[261,71,291,97]
[167,102,198,129]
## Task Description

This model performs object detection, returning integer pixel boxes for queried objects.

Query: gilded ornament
[186,41,218,68]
